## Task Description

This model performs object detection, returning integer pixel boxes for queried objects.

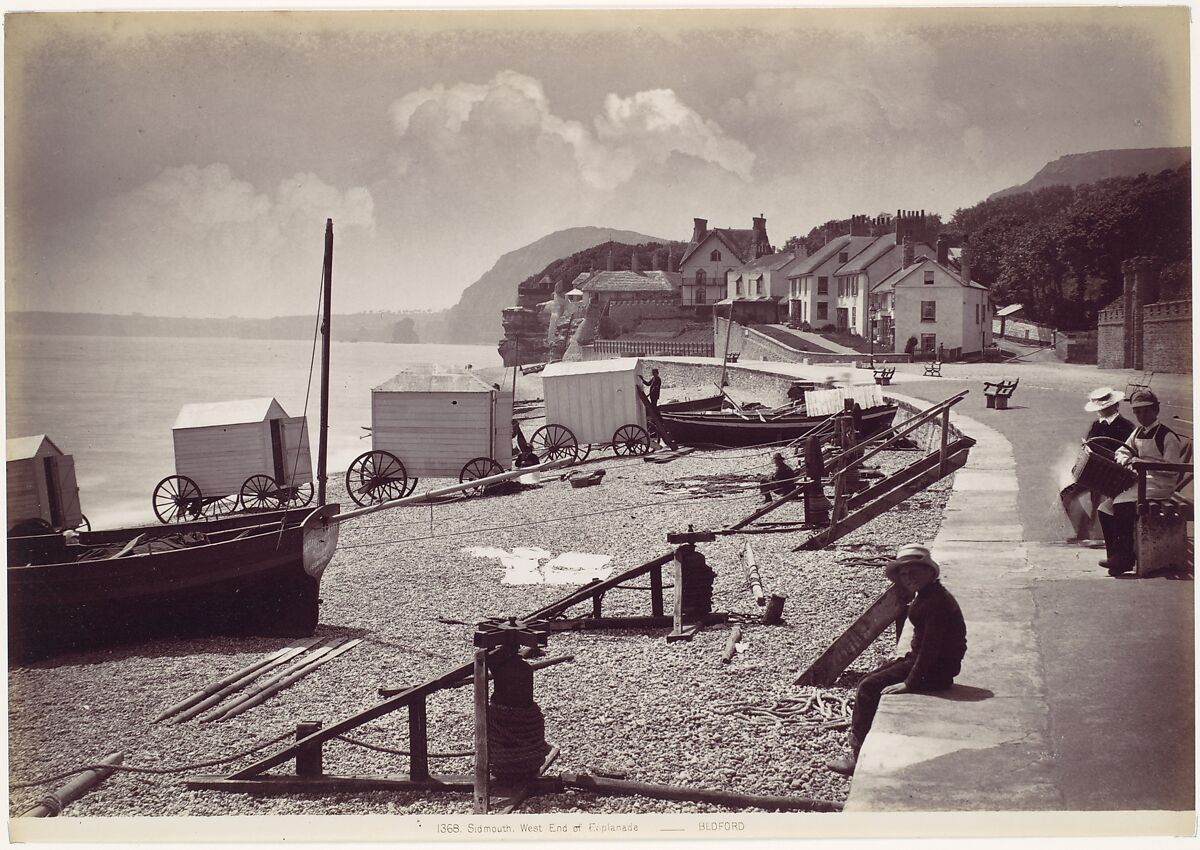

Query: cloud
[19,164,377,316]
[387,70,753,191]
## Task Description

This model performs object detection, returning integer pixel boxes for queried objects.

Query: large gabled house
[678,216,775,309]
[872,236,992,357]
[721,250,797,324]
[830,211,936,338]
[786,226,878,327]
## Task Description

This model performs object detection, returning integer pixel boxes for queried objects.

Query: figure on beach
[641,368,662,409]
[826,544,968,776]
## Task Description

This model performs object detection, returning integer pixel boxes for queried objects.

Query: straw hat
[1084,387,1125,412]
[884,544,940,582]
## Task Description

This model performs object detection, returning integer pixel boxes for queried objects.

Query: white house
[678,216,774,307]
[786,234,874,327]
[873,254,992,358]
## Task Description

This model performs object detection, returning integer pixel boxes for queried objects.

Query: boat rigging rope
[334,734,473,760]
[10,730,295,789]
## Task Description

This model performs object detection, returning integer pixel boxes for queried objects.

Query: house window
[817,302,828,320]
[755,276,763,295]
[817,276,828,295]
[695,269,706,287]
[921,333,937,354]
[921,301,936,322]
[852,306,856,327]
[924,270,935,285]
[852,278,858,296]
[838,251,849,263]
[975,304,980,324]
[735,277,743,296]
[711,250,722,261]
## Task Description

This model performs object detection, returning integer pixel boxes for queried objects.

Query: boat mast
[317,219,333,506]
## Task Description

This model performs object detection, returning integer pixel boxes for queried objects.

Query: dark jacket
[1086,414,1135,447]
[903,580,967,690]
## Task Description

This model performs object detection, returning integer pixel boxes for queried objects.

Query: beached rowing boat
[6,222,342,662]
[657,396,898,448]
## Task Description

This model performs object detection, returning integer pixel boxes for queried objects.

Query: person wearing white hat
[826,544,967,775]
[1069,388,1135,552]
[1105,389,1193,575]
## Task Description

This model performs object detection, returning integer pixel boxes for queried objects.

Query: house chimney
[692,218,708,243]
[631,250,640,274]
[849,215,868,237]
[936,234,949,265]
[651,250,660,271]
[903,236,915,269]
[606,246,614,272]
[960,237,971,287]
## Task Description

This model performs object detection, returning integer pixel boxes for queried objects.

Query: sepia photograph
[4,3,1194,845]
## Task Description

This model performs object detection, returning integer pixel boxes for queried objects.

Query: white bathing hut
[368,366,513,478]
[541,357,648,446]
[7,434,84,533]
[171,397,312,497]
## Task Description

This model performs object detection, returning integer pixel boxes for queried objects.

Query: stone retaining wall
[1142,298,1192,374]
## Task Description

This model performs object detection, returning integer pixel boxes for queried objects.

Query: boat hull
[7,506,334,662]
[658,404,898,448]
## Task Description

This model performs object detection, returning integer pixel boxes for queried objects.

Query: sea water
[6,334,501,529]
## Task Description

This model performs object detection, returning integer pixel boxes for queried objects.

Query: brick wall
[1056,331,1097,364]
[1096,304,1126,370]
[1142,299,1192,374]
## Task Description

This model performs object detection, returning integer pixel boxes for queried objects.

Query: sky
[4,6,1190,318]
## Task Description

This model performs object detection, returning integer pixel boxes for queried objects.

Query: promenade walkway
[656,355,1194,830]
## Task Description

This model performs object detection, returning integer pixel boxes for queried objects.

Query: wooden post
[592,590,603,619]
[296,721,323,777]
[317,219,333,507]
[473,649,490,814]
[938,408,950,477]
[650,564,664,617]
[409,697,429,781]
[763,593,786,625]
[672,555,684,636]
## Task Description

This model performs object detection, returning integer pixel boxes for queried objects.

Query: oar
[200,640,346,723]
[156,641,318,722]
[209,638,364,722]
[168,639,321,724]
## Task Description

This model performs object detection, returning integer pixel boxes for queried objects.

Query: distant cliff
[989,147,1190,200]
[442,226,668,344]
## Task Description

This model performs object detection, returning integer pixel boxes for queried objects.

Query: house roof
[543,357,641,378]
[995,303,1025,316]
[374,365,498,394]
[579,270,680,293]
[786,235,854,277]
[716,295,781,304]
[738,251,796,272]
[680,227,764,266]
[872,257,990,293]
[173,397,288,430]
[7,435,63,461]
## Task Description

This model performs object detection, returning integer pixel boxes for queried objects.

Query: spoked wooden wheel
[202,493,240,518]
[240,475,286,512]
[73,514,92,533]
[530,424,579,463]
[152,475,204,524]
[345,450,408,507]
[279,481,315,508]
[612,424,653,456]
[459,457,505,496]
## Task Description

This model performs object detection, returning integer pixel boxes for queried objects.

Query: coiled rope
[708,692,853,728]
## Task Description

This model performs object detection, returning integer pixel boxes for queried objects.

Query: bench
[984,378,1019,409]
[922,361,943,377]
[873,367,895,386]
[1125,371,1154,399]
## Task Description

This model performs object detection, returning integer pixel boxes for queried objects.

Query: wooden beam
[473,649,490,815]
[186,774,564,796]
[794,585,909,686]
[409,698,429,782]
[522,552,676,622]
[559,772,843,813]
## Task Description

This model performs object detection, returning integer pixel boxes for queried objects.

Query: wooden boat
[7,506,338,661]
[7,221,341,662]
[657,396,898,448]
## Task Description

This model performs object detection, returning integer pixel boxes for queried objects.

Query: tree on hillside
[391,316,419,344]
